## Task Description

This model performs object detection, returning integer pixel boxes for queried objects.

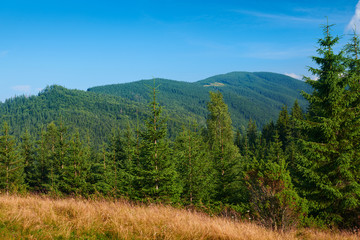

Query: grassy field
[0,194,358,240]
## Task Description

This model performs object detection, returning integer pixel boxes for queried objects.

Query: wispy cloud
[346,1,360,33]
[285,73,302,80]
[12,85,31,93]
[233,9,323,23]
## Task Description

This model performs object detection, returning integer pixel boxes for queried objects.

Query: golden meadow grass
[0,194,358,240]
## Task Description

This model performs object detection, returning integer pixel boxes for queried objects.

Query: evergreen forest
[0,24,359,231]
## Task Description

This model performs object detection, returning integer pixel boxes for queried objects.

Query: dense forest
[0,24,359,231]
[0,71,311,146]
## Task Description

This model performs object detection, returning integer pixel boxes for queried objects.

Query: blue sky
[1,0,359,102]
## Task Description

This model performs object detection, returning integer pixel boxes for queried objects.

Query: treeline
[0,24,359,231]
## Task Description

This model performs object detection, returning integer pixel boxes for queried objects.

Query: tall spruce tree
[135,81,181,202]
[246,119,258,152]
[21,130,37,191]
[174,125,215,205]
[60,131,90,195]
[109,124,136,198]
[87,143,113,195]
[34,127,52,192]
[0,122,24,193]
[289,100,303,140]
[297,23,360,228]
[276,106,291,150]
[206,91,241,203]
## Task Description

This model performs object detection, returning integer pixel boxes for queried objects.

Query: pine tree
[109,123,136,198]
[60,131,90,195]
[87,143,112,195]
[174,125,214,205]
[206,91,241,203]
[0,122,24,193]
[35,127,52,193]
[20,130,37,191]
[261,120,276,145]
[246,134,307,231]
[289,100,303,140]
[246,119,258,151]
[276,106,291,150]
[136,81,181,202]
[297,23,360,228]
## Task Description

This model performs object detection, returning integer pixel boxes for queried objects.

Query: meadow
[0,194,358,240]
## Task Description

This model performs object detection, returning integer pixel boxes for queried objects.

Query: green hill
[0,71,311,144]
[88,71,311,130]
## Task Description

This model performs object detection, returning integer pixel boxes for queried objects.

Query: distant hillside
[0,71,311,144]
[0,85,147,145]
[0,85,203,144]
[88,71,311,130]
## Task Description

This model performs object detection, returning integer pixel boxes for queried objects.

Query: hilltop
[0,71,311,143]
[88,71,311,129]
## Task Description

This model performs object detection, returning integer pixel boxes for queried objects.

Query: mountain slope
[88,71,311,129]
[0,71,311,144]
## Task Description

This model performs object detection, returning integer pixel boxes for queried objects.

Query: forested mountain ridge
[0,85,147,145]
[88,71,312,129]
[0,71,310,144]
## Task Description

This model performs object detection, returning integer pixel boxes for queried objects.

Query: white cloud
[233,10,323,23]
[346,1,360,33]
[12,85,31,93]
[284,73,302,80]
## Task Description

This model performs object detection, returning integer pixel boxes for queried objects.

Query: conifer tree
[136,81,181,202]
[109,124,136,198]
[246,133,307,231]
[0,122,24,193]
[261,121,276,145]
[43,122,59,191]
[35,127,52,192]
[20,130,37,191]
[60,131,90,195]
[87,143,112,195]
[289,100,303,140]
[246,119,258,151]
[276,106,291,150]
[206,91,241,203]
[174,125,214,205]
[40,121,70,194]
[297,23,360,228]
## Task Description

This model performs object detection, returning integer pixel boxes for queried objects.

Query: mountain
[0,71,311,144]
[88,71,311,130]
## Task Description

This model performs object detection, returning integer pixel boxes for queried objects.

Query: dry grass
[0,194,358,239]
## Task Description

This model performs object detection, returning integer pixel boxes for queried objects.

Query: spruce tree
[109,124,136,198]
[0,122,24,193]
[297,23,360,228]
[246,133,307,231]
[261,121,276,145]
[174,125,214,205]
[206,91,241,203]
[289,100,303,140]
[87,143,113,195]
[246,119,258,151]
[21,130,37,191]
[60,131,90,195]
[276,106,291,150]
[135,81,181,202]
[35,127,52,193]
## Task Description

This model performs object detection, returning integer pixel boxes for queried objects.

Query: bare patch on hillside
[204,82,225,87]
